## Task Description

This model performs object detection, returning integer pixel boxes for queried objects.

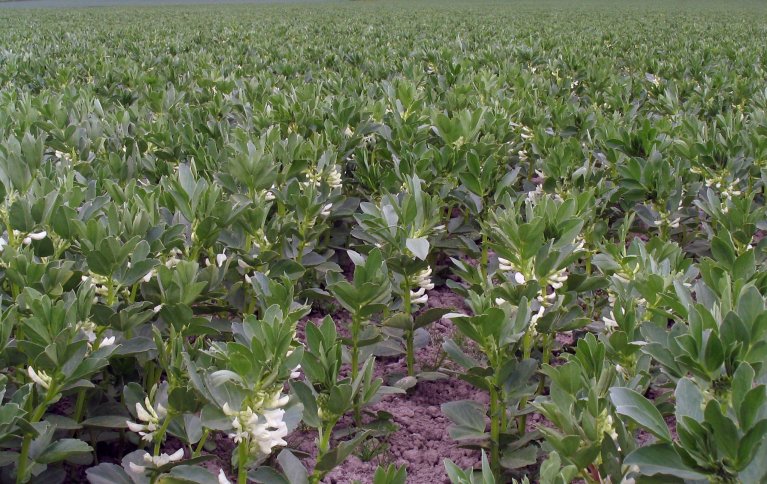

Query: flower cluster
[128,448,184,474]
[327,165,343,190]
[498,257,526,284]
[0,230,46,252]
[80,273,112,298]
[164,247,184,268]
[126,397,167,442]
[410,267,434,305]
[28,367,52,389]
[205,251,227,268]
[222,392,289,455]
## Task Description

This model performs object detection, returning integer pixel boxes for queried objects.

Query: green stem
[311,421,336,484]
[17,387,57,484]
[73,388,87,423]
[518,330,534,435]
[402,277,415,377]
[489,386,501,479]
[406,330,415,377]
[16,435,32,484]
[351,313,361,425]
[153,415,173,456]
[237,438,248,484]
[106,276,116,306]
[193,429,210,458]
[480,231,489,284]
[537,334,552,395]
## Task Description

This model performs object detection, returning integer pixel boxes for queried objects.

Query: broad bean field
[1,1,766,483]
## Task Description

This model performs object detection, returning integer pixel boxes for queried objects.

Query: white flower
[266,392,290,408]
[143,448,185,467]
[513,272,526,284]
[244,273,252,284]
[497,257,515,272]
[218,470,232,484]
[414,267,433,291]
[320,203,333,217]
[603,311,618,330]
[249,409,288,454]
[226,403,289,455]
[412,293,429,305]
[265,188,276,201]
[100,336,116,347]
[529,306,545,335]
[494,297,507,306]
[327,166,343,189]
[126,398,166,442]
[410,287,426,299]
[216,252,227,268]
[142,270,154,283]
[0,237,6,252]
[28,231,47,240]
[153,304,163,313]
[520,126,533,140]
[343,126,354,137]
[22,237,31,245]
[28,367,52,389]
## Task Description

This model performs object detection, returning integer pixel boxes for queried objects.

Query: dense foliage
[1,1,766,483]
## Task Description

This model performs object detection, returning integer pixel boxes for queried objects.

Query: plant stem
[351,313,361,425]
[311,421,335,484]
[153,415,173,456]
[480,231,489,283]
[518,330,534,435]
[16,435,32,484]
[489,386,502,479]
[193,429,210,457]
[17,388,57,484]
[73,388,87,423]
[537,334,552,395]
[402,277,415,377]
[406,330,415,377]
[237,439,248,484]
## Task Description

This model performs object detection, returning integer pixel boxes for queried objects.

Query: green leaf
[290,381,320,429]
[624,444,707,480]
[37,439,93,464]
[406,237,430,260]
[413,308,451,330]
[383,313,413,330]
[81,415,130,429]
[610,387,671,442]
[441,400,487,441]
[85,463,134,484]
[500,445,538,469]
[314,430,372,473]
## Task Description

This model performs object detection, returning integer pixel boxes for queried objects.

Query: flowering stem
[350,311,362,425]
[480,232,489,284]
[17,386,57,484]
[489,385,502,479]
[405,331,415,377]
[153,415,173,456]
[106,276,116,307]
[401,277,415,377]
[311,421,336,484]
[16,435,32,484]
[193,429,210,457]
[537,334,552,395]
[518,330,534,436]
[73,388,87,423]
[236,438,248,484]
